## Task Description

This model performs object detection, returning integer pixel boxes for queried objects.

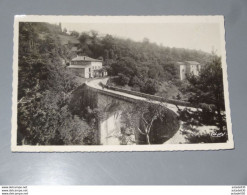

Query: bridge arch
[70,82,180,145]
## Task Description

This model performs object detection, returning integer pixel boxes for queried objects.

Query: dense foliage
[186,56,226,132]
[75,31,213,94]
[187,56,225,110]
[176,56,228,143]
[17,22,95,145]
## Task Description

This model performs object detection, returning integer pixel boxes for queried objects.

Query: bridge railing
[104,85,192,107]
[85,83,138,104]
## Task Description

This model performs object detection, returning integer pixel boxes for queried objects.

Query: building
[93,68,108,77]
[67,55,107,78]
[176,61,201,80]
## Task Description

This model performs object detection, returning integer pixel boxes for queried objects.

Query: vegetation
[75,29,227,144]
[186,56,226,131]
[17,22,227,145]
[17,22,95,145]
[175,56,228,143]
[121,100,179,145]
[73,31,213,96]
[116,73,130,86]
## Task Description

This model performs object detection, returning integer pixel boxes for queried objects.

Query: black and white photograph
[11,16,233,151]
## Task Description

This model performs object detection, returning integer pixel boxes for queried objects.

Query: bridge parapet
[83,82,181,145]
[105,85,192,107]
[86,83,139,104]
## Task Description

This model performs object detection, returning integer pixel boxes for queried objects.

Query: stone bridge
[80,78,187,145]
[86,78,193,115]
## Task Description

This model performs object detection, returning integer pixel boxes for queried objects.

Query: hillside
[58,34,80,45]
[17,22,96,145]
[33,24,214,100]
[65,30,214,99]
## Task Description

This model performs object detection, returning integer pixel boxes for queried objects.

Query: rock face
[70,84,180,145]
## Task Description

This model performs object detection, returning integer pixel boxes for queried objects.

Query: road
[86,77,190,115]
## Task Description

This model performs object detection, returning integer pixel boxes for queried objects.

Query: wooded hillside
[76,30,213,82]
[18,22,96,145]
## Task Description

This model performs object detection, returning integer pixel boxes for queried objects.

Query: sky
[61,22,222,55]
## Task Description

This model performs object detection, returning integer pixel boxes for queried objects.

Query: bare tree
[122,99,167,145]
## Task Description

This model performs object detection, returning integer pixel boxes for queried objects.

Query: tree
[71,30,79,37]
[78,32,93,56]
[17,22,93,146]
[117,73,130,86]
[186,55,226,131]
[129,75,144,88]
[111,57,137,77]
[124,100,167,144]
[143,37,150,44]
[58,23,62,32]
[90,30,98,40]
[141,78,159,95]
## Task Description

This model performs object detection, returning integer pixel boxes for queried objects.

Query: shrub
[129,76,144,88]
[117,73,130,86]
[141,78,159,95]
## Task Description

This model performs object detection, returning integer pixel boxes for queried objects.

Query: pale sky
[61,22,222,55]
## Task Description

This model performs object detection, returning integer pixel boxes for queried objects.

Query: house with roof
[67,55,107,78]
[176,61,201,80]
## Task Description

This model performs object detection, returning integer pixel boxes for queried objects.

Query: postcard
[11,15,233,152]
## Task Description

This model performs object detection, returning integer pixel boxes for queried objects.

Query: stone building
[176,61,201,80]
[67,55,107,78]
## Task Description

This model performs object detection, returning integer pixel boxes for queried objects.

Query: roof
[176,61,200,66]
[185,61,200,65]
[176,62,185,65]
[71,56,103,62]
